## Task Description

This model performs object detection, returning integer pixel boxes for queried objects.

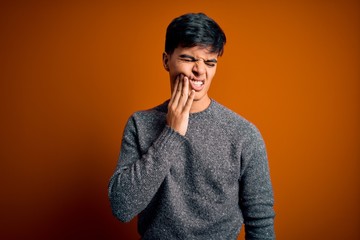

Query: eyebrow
[179,54,218,63]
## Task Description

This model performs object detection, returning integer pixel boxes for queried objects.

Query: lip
[189,78,205,91]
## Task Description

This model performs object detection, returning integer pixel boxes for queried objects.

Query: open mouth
[190,79,205,91]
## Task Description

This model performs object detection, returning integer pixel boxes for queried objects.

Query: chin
[193,93,207,101]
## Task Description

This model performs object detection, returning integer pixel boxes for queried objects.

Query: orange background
[1,1,359,239]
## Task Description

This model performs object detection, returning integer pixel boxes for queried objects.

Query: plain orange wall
[1,1,359,239]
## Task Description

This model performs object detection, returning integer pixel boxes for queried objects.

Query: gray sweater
[109,99,275,239]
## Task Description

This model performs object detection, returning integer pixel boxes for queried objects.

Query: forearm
[241,163,275,239]
[108,126,184,222]
[242,194,275,240]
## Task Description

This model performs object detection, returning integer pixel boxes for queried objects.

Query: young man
[109,13,275,239]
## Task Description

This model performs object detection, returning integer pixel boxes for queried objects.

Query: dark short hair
[165,13,226,56]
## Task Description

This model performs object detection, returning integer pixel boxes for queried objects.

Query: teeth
[191,80,203,86]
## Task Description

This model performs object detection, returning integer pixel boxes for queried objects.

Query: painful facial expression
[163,45,218,109]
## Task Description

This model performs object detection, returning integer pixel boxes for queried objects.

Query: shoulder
[130,100,168,121]
[209,100,266,152]
[211,100,260,137]
[125,100,168,131]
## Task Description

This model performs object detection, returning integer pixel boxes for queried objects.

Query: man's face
[163,45,218,106]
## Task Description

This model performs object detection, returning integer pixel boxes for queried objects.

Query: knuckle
[169,105,175,111]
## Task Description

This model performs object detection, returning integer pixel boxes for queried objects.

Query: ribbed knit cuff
[152,125,186,161]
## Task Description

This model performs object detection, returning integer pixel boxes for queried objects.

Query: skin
[162,45,219,136]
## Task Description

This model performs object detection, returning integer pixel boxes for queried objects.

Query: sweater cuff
[152,125,186,159]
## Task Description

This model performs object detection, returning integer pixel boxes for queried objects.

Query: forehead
[172,45,218,59]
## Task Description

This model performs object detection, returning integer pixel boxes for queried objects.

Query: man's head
[164,13,226,56]
[162,13,226,109]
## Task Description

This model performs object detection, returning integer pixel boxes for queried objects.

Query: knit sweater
[109,99,275,240]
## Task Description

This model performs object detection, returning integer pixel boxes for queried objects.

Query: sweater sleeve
[108,116,185,222]
[239,126,275,240]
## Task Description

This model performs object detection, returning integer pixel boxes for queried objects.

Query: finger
[179,76,189,107]
[183,89,195,113]
[168,76,179,106]
[172,74,183,107]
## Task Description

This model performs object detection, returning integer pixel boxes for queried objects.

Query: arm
[108,119,184,222]
[108,75,194,222]
[239,127,275,240]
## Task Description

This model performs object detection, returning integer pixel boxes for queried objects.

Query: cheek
[206,69,216,81]
[170,62,192,76]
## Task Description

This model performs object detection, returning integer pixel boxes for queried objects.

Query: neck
[190,96,211,113]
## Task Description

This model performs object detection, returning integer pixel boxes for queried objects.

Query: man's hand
[166,74,195,136]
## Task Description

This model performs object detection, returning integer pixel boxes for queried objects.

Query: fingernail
[184,76,188,81]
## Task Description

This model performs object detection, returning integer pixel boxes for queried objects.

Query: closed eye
[180,58,195,62]
[179,54,197,62]
[178,54,217,67]
[205,61,216,67]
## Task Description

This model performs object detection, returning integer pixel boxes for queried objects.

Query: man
[109,13,275,239]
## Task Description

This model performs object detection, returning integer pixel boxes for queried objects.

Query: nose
[192,60,206,76]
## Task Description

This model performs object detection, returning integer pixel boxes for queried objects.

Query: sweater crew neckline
[189,99,215,118]
[157,99,216,118]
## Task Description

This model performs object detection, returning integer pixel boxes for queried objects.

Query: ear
[162,52,169,71]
